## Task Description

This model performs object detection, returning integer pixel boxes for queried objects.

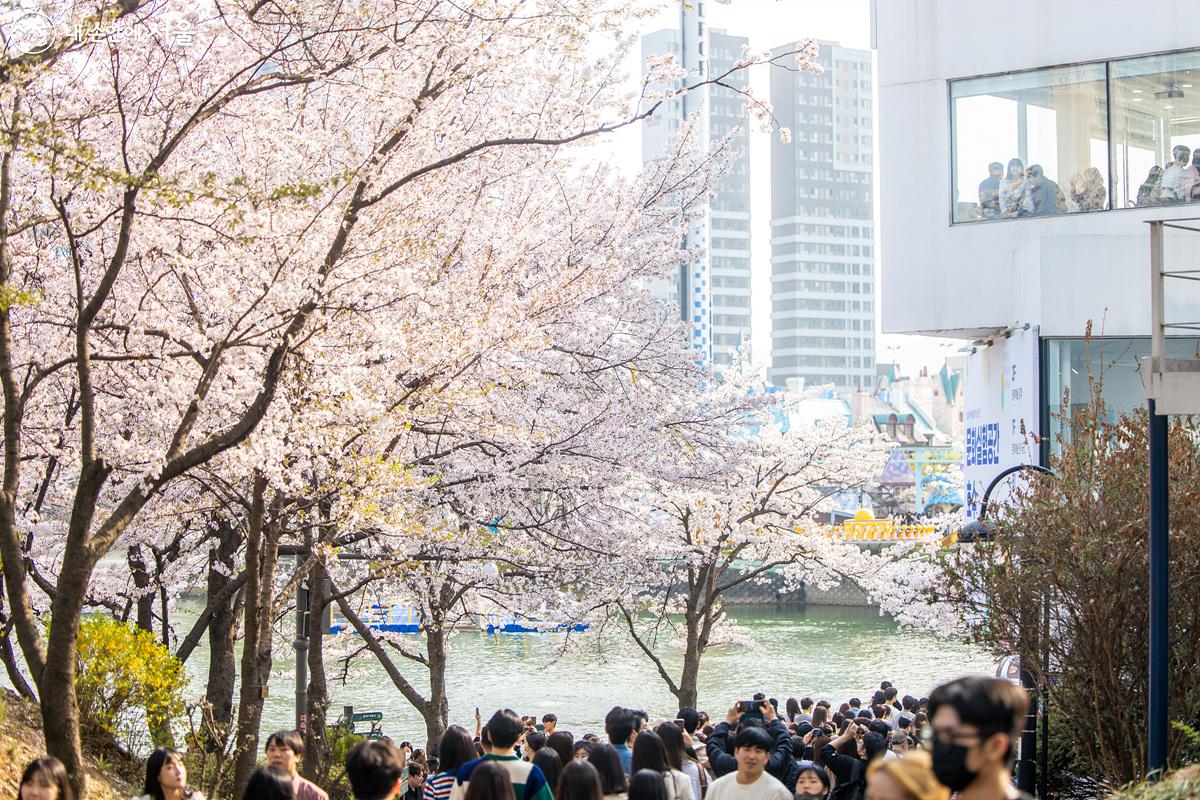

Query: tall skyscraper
[769,42,875,393]
[642,15,751,368]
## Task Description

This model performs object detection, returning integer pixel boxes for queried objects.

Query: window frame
[948,45,1200,226]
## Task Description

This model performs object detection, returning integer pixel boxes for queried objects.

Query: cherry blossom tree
[602,371,891,710]
[0,1,819,791]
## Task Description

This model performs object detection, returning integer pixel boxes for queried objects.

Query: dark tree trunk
[676,609,701,710]
[302,558,330,784]
[205,515,242,738]
[0,574,34,701]
[154,546,170,648]
[128,545,155,633]
[41,532,100,800]
[232,479,279,800]
[675,578,714,711]
[423,622,450,751]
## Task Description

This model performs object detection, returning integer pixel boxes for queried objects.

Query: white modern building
[769,41,876,393]
[642,17,752,367]
[875,0,1200,512]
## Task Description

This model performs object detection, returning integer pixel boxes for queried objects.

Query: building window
[1110,50,1200,209]
[949,48,1200,223]
[951,62,1108,222]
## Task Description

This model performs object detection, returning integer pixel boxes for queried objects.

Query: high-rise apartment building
[642,20,751,367]
[769,42,875,392]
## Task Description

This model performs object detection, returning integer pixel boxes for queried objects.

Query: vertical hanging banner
[962,326,1040,519]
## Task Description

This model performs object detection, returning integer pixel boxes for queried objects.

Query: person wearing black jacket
[819,723,885,797]
[704,702,793,784]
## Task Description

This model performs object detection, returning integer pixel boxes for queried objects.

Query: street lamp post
[961,463,1056,798]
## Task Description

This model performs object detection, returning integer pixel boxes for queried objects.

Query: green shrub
[75,615,187,751]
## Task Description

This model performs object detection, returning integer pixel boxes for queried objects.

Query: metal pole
[1148,398,1169,779]
[973,463,1056,796]
[1018,667,1037,792]
[1040,593,1050,799]
[295,582,310,733]
[1147,220,1168,781]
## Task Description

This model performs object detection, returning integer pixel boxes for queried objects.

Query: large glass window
[1110,50,1200,209]
[952,64,1109,223]
[1043,337,1200,448]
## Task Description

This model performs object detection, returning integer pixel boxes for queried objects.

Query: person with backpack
[702,728,790,800]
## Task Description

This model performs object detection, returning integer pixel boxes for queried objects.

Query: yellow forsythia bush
[75,615,187,749]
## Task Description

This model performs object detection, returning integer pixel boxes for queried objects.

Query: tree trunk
[41,534,100,800]
[128,545,155,633]
[232,479,279,800]
[0,573,34,701]
[302,557,331,784]
[0,616,34,700]
[676,614,701,710]
[423,623,450,751]
[205,516,242,740]
[154,546,170,648]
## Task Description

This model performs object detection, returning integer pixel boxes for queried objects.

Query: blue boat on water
[484,615,589,634]
[329,603,422,634]
[329,604,589,635]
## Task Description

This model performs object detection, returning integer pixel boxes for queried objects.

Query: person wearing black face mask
[924,678,1031,800]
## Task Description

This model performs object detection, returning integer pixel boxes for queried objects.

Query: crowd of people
[1134,144,1200,206]
[15,676,1031,800]
[973,145,1200,222]
[976,159,1101,219]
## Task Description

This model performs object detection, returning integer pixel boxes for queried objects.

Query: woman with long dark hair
[653,723,702,800]
[532,748,563,798]
[587,745,627,800]
[241,767,294,800]
[18,757,73,800]
[463,761,515,800]
[626,772,666,800]
[556,761,603,800]
[1000,158,1027,216]
[546,731,576,770]
[140,748,204,800]
[426,725,476,800]
[785,698,801,723]
[630,731,691,800]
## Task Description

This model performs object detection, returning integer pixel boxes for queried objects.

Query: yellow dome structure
[852,508,875,521]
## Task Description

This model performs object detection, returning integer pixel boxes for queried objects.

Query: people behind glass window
[998,159,1025,218]
[1160,145,1192,202]
[1020,165,1062,216]
[1137,166,1164,207]
[1067,167,1106,212]
[1187,149,1200,203]
[977,162,1003,219]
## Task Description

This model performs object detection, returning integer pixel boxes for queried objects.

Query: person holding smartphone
[704,700,792,784]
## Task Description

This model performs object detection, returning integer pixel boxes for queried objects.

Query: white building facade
[876,0,1200,484]
[769,42,876,393]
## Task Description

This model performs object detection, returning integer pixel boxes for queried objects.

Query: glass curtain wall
[951,47,1200,223]
[1111,50,1200,209]
[951,64,1108,223]
[1043,337,1200,448]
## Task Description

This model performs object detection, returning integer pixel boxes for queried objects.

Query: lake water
[178,603,997,741]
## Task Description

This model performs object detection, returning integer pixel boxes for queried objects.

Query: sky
[582,0,962,377]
